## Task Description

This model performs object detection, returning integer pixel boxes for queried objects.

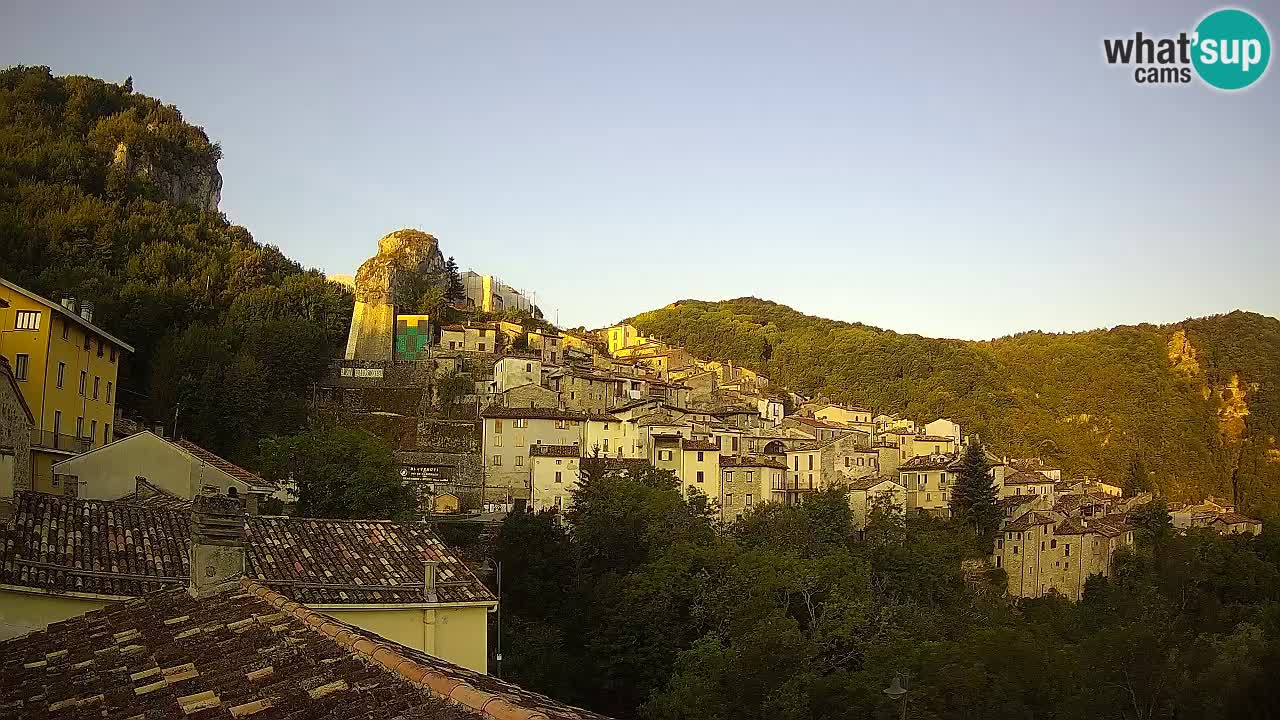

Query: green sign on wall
[396,314,431,360]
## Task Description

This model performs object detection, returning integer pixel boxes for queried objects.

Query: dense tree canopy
[0,66,353,464]
[492,472,1280,720]
[258,426,414,519]
[631,298,1280,520]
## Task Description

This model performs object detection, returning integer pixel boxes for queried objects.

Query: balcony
[31,429,91,454]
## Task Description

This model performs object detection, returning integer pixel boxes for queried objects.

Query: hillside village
[0,224,1269,717]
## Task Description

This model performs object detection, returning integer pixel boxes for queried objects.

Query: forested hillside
[0,66,352,462]
[630,299,1280,518]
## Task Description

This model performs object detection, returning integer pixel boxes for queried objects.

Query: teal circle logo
[1192,9,1271,90]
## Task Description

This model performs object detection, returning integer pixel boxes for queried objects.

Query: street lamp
[883,673,910,720]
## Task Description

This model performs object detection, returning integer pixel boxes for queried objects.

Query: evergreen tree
[444,256,466,303]
[1126,455,1153,495]
[950,441,999,538]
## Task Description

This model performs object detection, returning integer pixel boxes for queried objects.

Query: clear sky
[3,1,1277,339]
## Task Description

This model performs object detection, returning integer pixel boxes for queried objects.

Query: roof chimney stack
[60,296,77,313]
[190,495,246,598]
[424,559,439,603]
[79,300,94,323]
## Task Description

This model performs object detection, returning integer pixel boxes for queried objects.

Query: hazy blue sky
[3,1,1277,338]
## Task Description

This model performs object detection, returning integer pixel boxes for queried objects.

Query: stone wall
[0,357,33,498]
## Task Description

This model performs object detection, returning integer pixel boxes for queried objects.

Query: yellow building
[993,512,1133,601]
[899,453,958,516]
[603,323,643,355]
[1001,470,1058,498]
[814,404,873,428]
[846,476,907,531]
[0,492,497,673]
[440,325,465,350]
[481,406,586,501]
[0,278,133,492]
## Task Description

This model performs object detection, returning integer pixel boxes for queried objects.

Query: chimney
[424,559,439,603]
[60,296,77,313]
[79,300,94,323]
[190,495,246,598]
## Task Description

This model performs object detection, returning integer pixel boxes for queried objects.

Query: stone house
[993,512,1132,601]
[492,355,542,393]
[846,475,906,531]
[0,354,34,501]
[720,454,786,520]
[527,329,563,365]
[784,432,876,495]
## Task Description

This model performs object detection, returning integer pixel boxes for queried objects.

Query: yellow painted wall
[0,586,112,640]
[51,431,198,500]
[1,284,125,465]
[321,605,491,673]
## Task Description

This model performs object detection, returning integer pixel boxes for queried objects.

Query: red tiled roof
[244,515,494,605]
[0,577,612,720]
[1212,512,1261,525]
[172,439,276,491]
[0,492,493,606]
[1003,470,1053,485]
[681,439,720,452]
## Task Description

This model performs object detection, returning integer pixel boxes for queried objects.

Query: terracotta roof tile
[0,578,611,720]
[1,492,494,606]
[1003,470,1053,485]
[481,407,587,421]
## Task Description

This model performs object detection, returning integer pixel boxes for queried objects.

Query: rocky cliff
[112,140,222,212]
[344,229,448,360]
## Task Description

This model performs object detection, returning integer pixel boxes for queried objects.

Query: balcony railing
[31,429,91,453]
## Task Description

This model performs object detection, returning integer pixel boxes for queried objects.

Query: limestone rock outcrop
[344,229,447,361]
[112,141,222,212]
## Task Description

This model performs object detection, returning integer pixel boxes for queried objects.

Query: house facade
[0,278,133,491]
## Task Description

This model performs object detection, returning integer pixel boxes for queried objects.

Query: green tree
[1126,455,1153,495]
[950,442,999,541]
[259,427,413,519]
[444,255,466,303]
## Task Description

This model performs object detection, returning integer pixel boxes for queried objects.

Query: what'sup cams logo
[1104,8,1270,89]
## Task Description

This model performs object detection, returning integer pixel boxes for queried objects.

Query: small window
[62,321,70,340]
[110,348,116,363]
[492,455,502,466]
[1065,544,1071,556]
[697,451,704,462]
[696,471,704,483]
[725,493,733,506]
[1050,539,1057,549]
[554,496,563,509]
[57,362,65,388]
[478,343,486,352]
[554,471,562,483]
[97,339,103,358]
[996,555,1002,568]
[106,381,112,404]
[75,416,83,438]
[526,363,532,372]
[494,435,502,447]
[83,335,91,351]
[13,354,29,381]
[79,370,86,395]
[14,310,40,330]
[104,424,110,445]
[93,376,100,400]
[515,456,523,467]
[1013,546,1019,555]
[745,494,752,507]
